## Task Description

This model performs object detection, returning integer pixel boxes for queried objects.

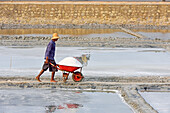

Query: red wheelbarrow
[50,57,84,82]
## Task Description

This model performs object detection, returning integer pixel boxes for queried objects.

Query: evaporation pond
[0,89,133,113]
[1,47,170,77]
[140,92,170,113]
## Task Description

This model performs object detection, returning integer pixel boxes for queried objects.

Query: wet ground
[0,89,132,113]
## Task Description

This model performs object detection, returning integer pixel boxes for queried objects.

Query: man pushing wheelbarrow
[36,33,88,83]
[36,33,59,82]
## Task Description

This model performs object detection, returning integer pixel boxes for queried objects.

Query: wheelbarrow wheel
[72,71,84,82]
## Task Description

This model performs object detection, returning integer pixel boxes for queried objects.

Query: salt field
[0,89,132,113]
[0,1,169,113]
[140,92,170,113]
[0,46,170,77]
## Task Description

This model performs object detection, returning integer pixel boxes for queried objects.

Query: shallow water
[0,89,132,113]
[0,28,169,40]
[0,46,170,77]
[140,92,170,113]
[138,32,170,40]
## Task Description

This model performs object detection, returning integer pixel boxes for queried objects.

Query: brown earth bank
[0,2,169,29]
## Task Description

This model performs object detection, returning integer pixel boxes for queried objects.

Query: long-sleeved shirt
[44,40,56,60]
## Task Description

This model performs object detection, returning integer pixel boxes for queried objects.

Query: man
[36,33,59,82]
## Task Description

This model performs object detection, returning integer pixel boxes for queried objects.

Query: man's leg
[36,60,48,82]
[51,71,57,82]
[50,60,57,82]
[36,69,44,82]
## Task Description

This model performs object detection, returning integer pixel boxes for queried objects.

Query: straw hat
[51,33,60,39]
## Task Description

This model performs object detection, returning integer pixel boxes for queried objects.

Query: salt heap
[58,57,82,67]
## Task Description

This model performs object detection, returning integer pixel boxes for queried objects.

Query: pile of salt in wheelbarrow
[50,54,90,82]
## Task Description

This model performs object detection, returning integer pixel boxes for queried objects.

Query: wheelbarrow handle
[50,63,59,69]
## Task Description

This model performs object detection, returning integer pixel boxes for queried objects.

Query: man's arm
[45,56,49,64]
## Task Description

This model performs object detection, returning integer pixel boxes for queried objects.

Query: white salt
[58,57,82,67]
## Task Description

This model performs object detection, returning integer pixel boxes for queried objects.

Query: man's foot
[36,77,41,82]
[50,80,57,82]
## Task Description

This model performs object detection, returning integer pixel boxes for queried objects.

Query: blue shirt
[44,40,56,60]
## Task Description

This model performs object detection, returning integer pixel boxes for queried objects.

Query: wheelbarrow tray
[58,64,81,73]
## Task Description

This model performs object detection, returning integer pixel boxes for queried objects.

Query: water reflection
[0,28,169,36]
[45,103,83,113]
[0,28,121,35]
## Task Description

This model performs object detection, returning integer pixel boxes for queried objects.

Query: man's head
[52,33,60,41]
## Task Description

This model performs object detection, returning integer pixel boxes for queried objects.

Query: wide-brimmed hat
[51,33,60,39]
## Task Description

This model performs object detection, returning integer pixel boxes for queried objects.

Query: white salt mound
[58,57,82,67]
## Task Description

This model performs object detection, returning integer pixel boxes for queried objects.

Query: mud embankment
[0,76,170,89]
[120,87,158,113]
[0,35,169,48]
